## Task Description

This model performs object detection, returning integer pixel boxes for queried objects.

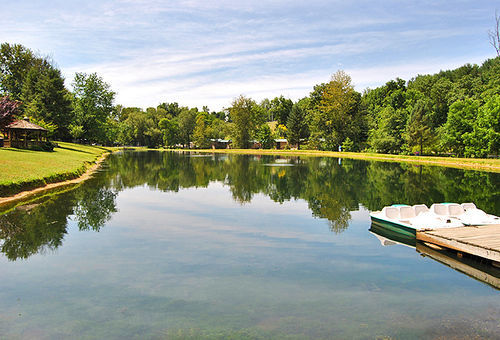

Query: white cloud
[2,0,496,110]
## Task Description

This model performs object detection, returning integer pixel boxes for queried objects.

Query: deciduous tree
[71,72,115,143]
[269,96,293,125]
[310,70,358,150]
[229,95,261,148]
[193,112,211,148]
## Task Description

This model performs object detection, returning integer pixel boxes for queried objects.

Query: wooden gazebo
[2,118,48,148]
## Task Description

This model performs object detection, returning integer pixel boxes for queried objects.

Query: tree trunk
[420,136,423,156]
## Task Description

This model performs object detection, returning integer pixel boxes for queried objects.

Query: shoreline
[170,148,500,173]
[0,147,498,207]
[0,152,111,209]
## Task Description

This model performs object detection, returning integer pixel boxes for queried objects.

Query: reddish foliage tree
[0,96,20,130]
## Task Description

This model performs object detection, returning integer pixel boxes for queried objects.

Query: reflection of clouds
[113,183,340,249]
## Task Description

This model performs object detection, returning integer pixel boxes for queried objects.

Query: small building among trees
[210,139,231,149]
[275,138,288,149]
[2,118,48,148]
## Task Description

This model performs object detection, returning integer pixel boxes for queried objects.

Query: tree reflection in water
[0,151,498,260]
[0,176,117,261]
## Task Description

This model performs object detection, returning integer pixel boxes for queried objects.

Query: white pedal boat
[369,203,500,237]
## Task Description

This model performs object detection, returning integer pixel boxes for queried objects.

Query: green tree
[193,112,211,148]
[159,118,180,147]
[256,123,273,149]
[286,104,308,149]
[177,108,197,147]
[464,95,500,157]
[158,102,182,117]
[404,99,434,155]
[0,43,36,99]
[21,62,73,140]
[229,95,261,148]
[208,118,229,140]
[368,106,407,153]
[269,96,293,125]
[440,98,478,156]
[71,72,115,143]
[0,43,73,140]
[429,77,453,127]
[309,70,358,150]
[342,137,354,152]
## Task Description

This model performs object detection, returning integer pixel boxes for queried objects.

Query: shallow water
[0,151,499,339]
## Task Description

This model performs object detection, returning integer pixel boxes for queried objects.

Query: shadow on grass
[56,146,94,154]
[0,148,31,153]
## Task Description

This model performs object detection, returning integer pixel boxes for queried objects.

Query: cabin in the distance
[210,139,232,149]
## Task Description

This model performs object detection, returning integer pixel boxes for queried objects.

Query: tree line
[1,42,499,157]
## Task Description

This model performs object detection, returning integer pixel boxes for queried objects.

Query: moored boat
[369,203,500,237]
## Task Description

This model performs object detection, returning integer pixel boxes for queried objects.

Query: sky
[1,0,498,111]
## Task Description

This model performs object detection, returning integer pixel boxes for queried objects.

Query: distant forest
[1,42,499,157]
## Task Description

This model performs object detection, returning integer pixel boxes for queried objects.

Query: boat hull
[370,216,417,237]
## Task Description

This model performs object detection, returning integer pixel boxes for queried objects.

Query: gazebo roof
[6,119,47,131]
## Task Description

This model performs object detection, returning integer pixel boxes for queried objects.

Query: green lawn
[0,142,112,196]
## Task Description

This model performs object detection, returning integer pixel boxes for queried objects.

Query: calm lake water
[0,151,499,339]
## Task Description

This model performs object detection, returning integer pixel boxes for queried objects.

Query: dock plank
[417,225,500,262]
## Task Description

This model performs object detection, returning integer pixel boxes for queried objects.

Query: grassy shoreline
[0,145,498,203]
[168,148,500,173]
[0,142,113,198]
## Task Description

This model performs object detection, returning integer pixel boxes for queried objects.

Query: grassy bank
[0,142,113,197]
[171,148,500,173]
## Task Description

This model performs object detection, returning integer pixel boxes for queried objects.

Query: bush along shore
[0,142,113,198]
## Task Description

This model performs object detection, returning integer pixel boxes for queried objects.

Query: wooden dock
[417,224,500,263]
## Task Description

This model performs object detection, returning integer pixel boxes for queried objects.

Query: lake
[0,151,499,339]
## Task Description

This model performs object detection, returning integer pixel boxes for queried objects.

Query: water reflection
[370,223,500,290]
[0,150,498,261]
[0,175,117,260]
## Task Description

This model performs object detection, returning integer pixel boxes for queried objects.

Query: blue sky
[1,0,498,110]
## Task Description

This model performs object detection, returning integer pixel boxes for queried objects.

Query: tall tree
[71,73,115,143]
[310,70,358,150]
[0,43,35,99]
[177,108,197,147]
[193,112,211,148]
[229,95,260,148]
[0,43,73,140]
[404,99,434,155]
[286,104,308,149]
[21,61,73,140]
